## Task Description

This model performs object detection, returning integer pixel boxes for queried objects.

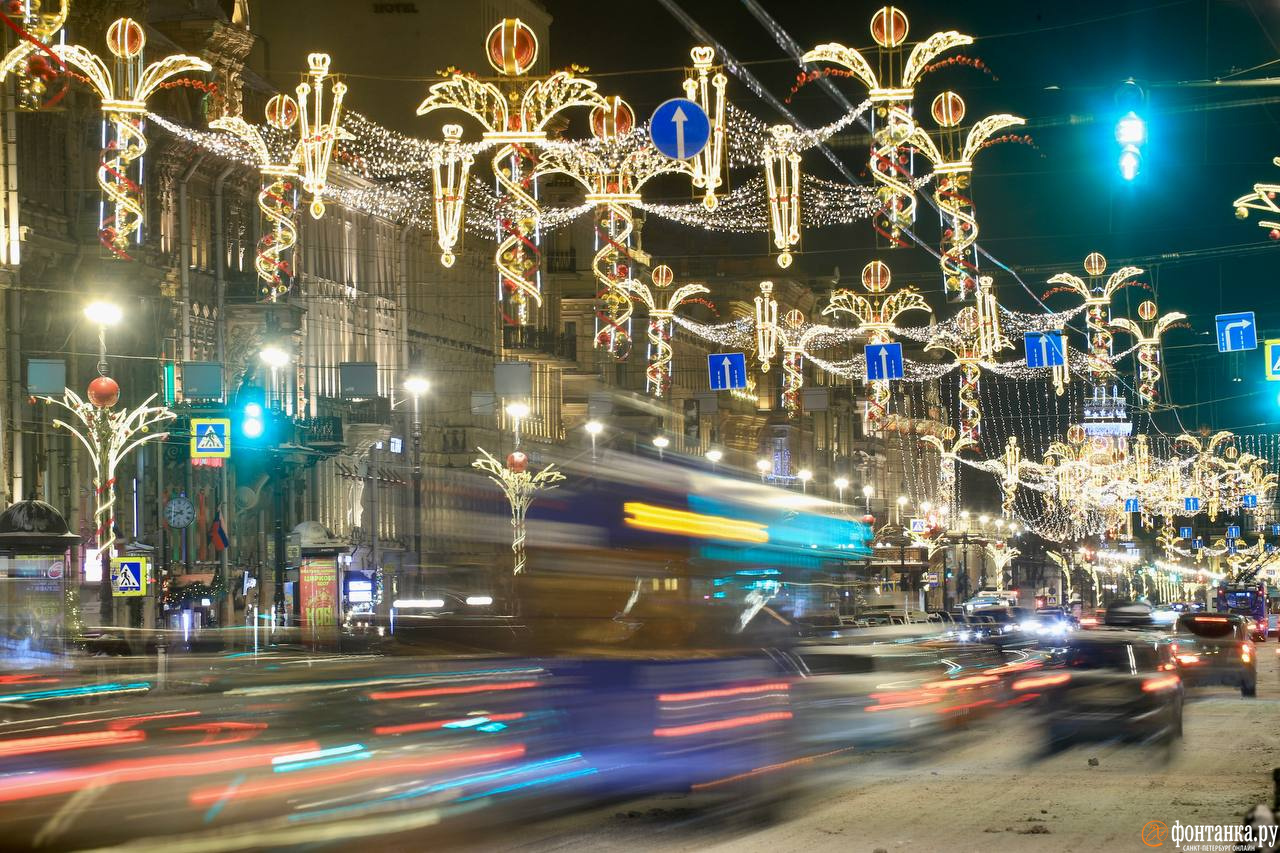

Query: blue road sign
[1273,524,1280,536]
[708,352,748,390]
[650,98,710,161]
[1229,541,1238,555]
[191,417,231,458]
[1024,331,1066,368]
[1124,498,1140,513]
[1243,494,1258,509]
[1179,526,1193,539]
[1192,537,1203,550]
[865,342,904,381]
[1268,543,1277,553]
[1228,525,1241,539]
[1215,311,1258,352]
[1184,497,1201,512]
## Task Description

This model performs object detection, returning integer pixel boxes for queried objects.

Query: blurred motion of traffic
[4,0,1280,850]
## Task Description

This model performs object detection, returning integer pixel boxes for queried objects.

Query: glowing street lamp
[84,300,123,377]
[834,476,850,505]
[706,448,723,472]
[259,344,290,409]
[862,483,874,513]
[584,419,603,461]
[505,400,531,449]
[652,435,669,461]
[405,374,429,588]
[756,458,771,482]
[797,468,813,493]
[896,494,908,525]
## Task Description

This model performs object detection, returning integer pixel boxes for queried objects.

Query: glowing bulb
[797,468,812,482]
[84,301,123,326]
[585,420,604,436]
[404,376,429,395]
[834,477,849,490]
[505,401,530,419]
[706,449,723,463]
[652,436,669,449]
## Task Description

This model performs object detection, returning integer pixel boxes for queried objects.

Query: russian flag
[209,506,229,552]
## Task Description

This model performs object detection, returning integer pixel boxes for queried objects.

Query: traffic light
[1114,79,1146,181]
[236,384,268,444]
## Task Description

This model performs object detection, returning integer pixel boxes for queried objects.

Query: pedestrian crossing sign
[190,418,231,458]
[1266,340,1280,381]
[110,557,148,597]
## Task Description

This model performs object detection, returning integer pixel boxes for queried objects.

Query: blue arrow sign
[1273,524,1280,536]
[1184,497,1201,512]
[1124,498,1140,513]
[1024,331,1065,368]
[1192,537,1203,550]
[865,342,904,381]
[1243,494,1258,509]
[1228,525,1241,539]
[1229,541,1238,555]
[708,352,748,390]
[1215,311,1257,352]
[650,98,710,161]
[1179,526,1193,539]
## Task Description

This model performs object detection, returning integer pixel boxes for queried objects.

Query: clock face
[165,497,196,529]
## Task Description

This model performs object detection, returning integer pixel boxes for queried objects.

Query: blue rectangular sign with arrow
[1243,494,1258,509]
[1227,525,1241,539]
[1215,311,1257,352]
[1024,331,1065,368]
[1184,497,1200,512]
[707,352,748,391]
[1124,498,1139,513]
[865,343,904,381]
[1179,526,1193,539]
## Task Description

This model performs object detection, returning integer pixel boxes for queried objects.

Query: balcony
[502,327,578,363]
[348,396,392,427]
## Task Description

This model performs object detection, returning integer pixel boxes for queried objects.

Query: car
[1019,630,1183,754]
[1024,610,1075,645]
[1172,612,1257,697]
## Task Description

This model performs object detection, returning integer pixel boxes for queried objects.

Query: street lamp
[834,476,849,505]
[896,494,908,525]
[84,300,123,376]
[259,344,290,409]
[797,468,812,493]
[979,514,990,527]
[705,448,723,472]
[652,435,669,460]
[862,483,874,514]
[404,375,429,594]
[921,500,933,514]
[584,419,603,461]
[505,400,531,449]
[756,458,770,482]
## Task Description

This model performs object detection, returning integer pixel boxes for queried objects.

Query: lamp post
[756,458,770,483]
[505,401,530,450]
[706,448,723,473]
[259,345,290,410]
[405,375,429,594]
[797,468,812,494]
[896,495,908,526]
[652,435,669,461]
[585,420,603,462]
[834,476,849,507]
[862,483,874,515]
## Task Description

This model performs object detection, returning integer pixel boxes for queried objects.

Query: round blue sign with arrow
[649,98,710,160]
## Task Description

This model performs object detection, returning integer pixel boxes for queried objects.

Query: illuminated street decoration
[754,281,779,373]
[42,382,174,604]
[1109,300,1188,408]
[1045,253,1142,391]
[823,260,930,434]
[997,436,1047,517]
[54,18,211,260]
[906,92,1023,301]
[430,124,472,267]
[984,539,1019,592]
[473,446,565,577]
[921,430,977,515]
[0,0,68,111]
[296,53,351,219]
[762,124,801,268]
[803,7,972,248]
[778,310,812,417]
[626,264,709,397]
[210,91,303,301]
[924,275,1010,440]
[1232,157,1280,239]
[417,17,608,327]
[682,46,727,210]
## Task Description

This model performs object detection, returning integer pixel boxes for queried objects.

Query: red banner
[299,558,337,630]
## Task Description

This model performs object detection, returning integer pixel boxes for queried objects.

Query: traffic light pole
[412,394,423,595]
[273,469,285,626]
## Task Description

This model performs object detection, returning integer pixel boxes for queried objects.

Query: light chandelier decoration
[430,124,472,267]
[803,6,971,248]
[762,124,801,268]
[907,92,1023,301]
[683,46,728,210]
[210,89,304,301]
[55,18,211,260]
[417,17,608,327]
[1109,299,1187,408]
[295,53,351,219]
[0,0,68,111]
[823,260,931,434]
[924,275,1010,440]
[754,280,779,374]
[473,446,565,577]
[626,264,709,397]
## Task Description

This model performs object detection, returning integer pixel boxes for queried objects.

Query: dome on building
[0,499,80,553]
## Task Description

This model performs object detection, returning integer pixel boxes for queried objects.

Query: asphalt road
[470,646,1280,853]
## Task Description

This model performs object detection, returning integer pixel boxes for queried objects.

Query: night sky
[546,0,1280,435]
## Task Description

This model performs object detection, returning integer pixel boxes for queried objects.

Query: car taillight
[1242,643,1254,663]
[1142,674,1181,692]
[1175,654,1200,665]
[1011,673,1070,691]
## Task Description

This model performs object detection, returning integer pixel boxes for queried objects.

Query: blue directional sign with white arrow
[865,343,904,381]
[1215,311,1257,352]
[1184,496,1201,512]
[1124,498,1140,513]
[1179,526,1193,539]
[1227,525,1241,539]
[650,98,710,161]
[1244,494,1259,509]
[1024,331,1065,368]
[708,352,748,390]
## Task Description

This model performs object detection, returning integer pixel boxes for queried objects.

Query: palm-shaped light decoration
[42,380,174,620]
[1232,157,1280,240]
[924,275,1011,441]
[210,88,304,301]
[417,18,607,328]
[906,92,1023,301]
[776,311,827,418]
[997,436,1049,518]
[1109,299,1187,409]
[763,124,801,268]
[533,96,690,358]
[921,430,978,516]
[626,264,709,397]
[984,538,1019,593]
[54,18,211,260]
[0,0,68,111]
[1044,252,1143,393]
[823,260,931,435]
[1046,550,1074,603]
[472,446,565,577]
[802,7,971,248]
[683,46,728,210]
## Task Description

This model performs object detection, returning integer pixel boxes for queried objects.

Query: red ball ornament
[1270,229,1280,241]
[506,451,528,473]
[87,376,120,408]
[861,514,876,525]
[486,18,538,76]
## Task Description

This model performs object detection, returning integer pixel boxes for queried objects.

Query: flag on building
[209,498,229,552]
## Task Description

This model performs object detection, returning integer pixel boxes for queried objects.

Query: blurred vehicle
[1104,599,1156,627]
[1151,606,1180,628]
[1020,630,1183,754]
[1172,612,1257,697]
[1023,609,1075,645]
[1078,608,1105,629]
[1218,583,1267,642]
[952,613,998,642]
[969,607,1035,649]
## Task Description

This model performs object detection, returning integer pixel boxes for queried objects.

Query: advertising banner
[299,557,338,630]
